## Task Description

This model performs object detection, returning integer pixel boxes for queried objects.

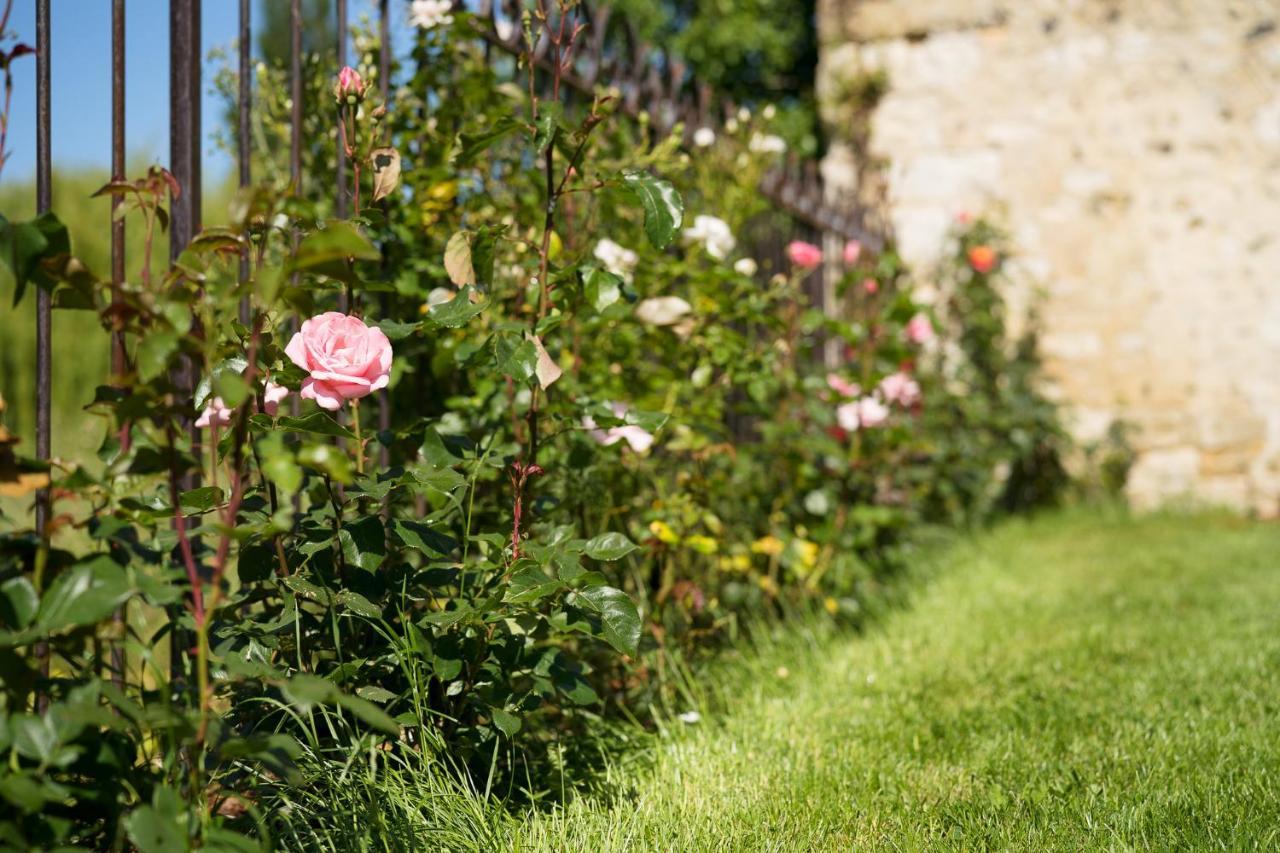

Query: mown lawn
[500,510,1280,850]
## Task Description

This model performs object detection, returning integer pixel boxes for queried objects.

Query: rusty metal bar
[377,0,391,465]
[34,0,51,710]
[169,0,202,685]
[110,0,127,691]
[238,0,251,324]
[335,0,348,312]
[336,0,347,220]
[291,0,301,197]
[111,0,126,384]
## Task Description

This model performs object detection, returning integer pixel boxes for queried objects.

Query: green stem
[352,399,364,475]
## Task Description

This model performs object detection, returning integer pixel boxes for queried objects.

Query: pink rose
[334,66,365,103]
[195,397,233,429]
[878,372,921,407]
[836,396,890,432]
[843,240,861,265]
[786,241,823,270]
[826,373,861,399]
[285,312,393,411]
[862,277,879,295]
[584,403,655,453]
[905,313,934,345]
[263,379,289,417]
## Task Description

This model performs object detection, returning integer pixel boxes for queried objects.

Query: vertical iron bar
[335,0,348,232]
[34,0,51,710]
[238,0,251,325]
[291,0,301,199]
[377,0,391,466]
[110,0,127,691]
[169,0,202,685]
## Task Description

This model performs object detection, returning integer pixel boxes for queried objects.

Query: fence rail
[27,0,885,539]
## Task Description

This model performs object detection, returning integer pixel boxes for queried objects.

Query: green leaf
[337,590,381,618]
[262,412,356,440]
[491,707,522,737]
[456,115,523,164]
[36,557,132,634]
[336,694,400,735]
[376,318,420,341]
[620,169,684,249]
[356,685,397,703]
[135,333,179,383]
[582,265,623,312]
[293,220,380,270]
[493,334,538,383]
[179,486,224,514]
[576,585,642,655]
[505,565,565,604]
[126,786,188,853]
[391,519,458,558]
[338,516,386,572]
[1,212,69,306]
[583,532,638,562]
[533,103,563,152]
[425,285,487,328]
[0,577,39,630]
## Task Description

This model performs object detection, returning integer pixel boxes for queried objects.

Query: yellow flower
[795,539,820,571]
[758,575,779,596]
[751,535,784,557]
[824,597,839,615]
[717,553,752,573]
[648,520,680,545]
[684,535,718,555]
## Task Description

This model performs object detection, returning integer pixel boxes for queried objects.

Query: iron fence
[27,0,884,533]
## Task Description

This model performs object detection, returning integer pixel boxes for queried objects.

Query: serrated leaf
[261,412,356,440]
[620,169,683,249]
[505,565,565,604]
[426,285,486,327]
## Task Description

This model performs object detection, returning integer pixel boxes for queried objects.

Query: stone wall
[817,0,1280,512]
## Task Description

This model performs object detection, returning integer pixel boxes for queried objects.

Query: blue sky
[4,0,417,186]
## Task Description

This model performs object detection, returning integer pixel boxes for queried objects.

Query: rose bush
[0,4,1070,846]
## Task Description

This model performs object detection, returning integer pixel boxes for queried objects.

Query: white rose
[682,214,736,260]
[693,127,716,148]
[635,296,692,327]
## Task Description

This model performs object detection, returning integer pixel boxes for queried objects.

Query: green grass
[491,509,1280,850]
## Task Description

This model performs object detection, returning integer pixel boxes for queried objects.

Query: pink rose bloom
[843,240,861,265]
[195,397,233,429]
[878,372,921,407]
[786,241,823,270]
[584,403,655,453]
[905,313,934,345]
[956,210,973,224]
[826,373,861,399]
[263,379,289,417]
[862,277,879,295]
[285,312,393,411]
[836,396,890,432]
[335,66,365,102]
